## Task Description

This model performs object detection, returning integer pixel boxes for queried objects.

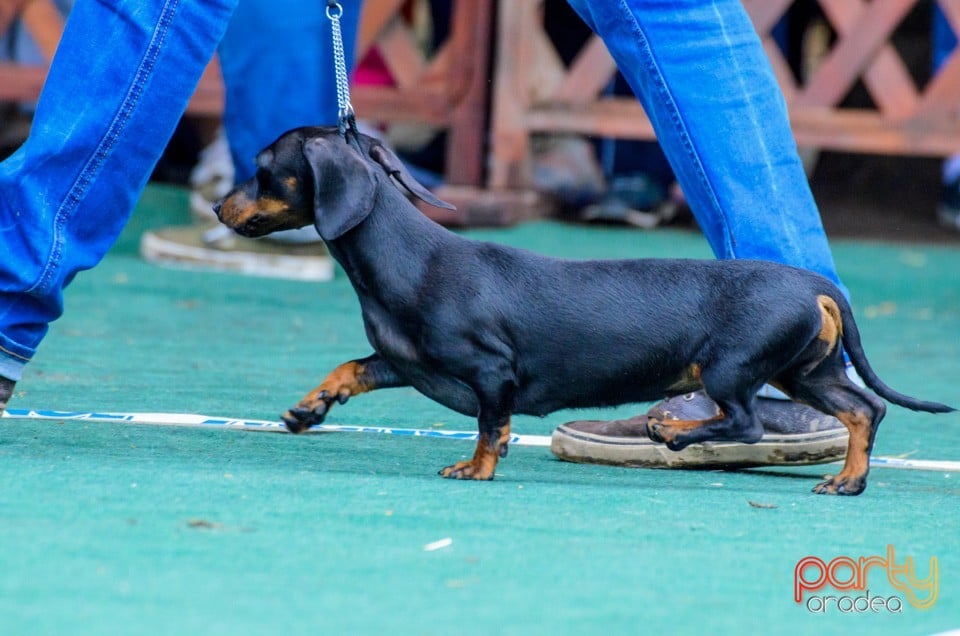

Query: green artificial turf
[1,184,958,635]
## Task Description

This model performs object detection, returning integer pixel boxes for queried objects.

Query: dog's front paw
[282,407,319,433]
[282,390,346,433]
[283,362,367,433]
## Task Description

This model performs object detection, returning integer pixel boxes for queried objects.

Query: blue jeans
[567,0,844,291]
[0,0,358,381]
[0,0,234,381]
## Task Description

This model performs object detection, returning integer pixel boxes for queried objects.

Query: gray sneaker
[551,391,848,469]
[140,225,334,281]
[0,376,15,416]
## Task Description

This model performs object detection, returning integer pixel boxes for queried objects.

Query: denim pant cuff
[0,348,26,382]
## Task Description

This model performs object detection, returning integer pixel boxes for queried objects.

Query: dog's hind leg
[647,362,766,450]
[646,392,764,450]
[648,308,833,451]
[282,353,406,433]
[439,377,515,481]
[779,361,886,496]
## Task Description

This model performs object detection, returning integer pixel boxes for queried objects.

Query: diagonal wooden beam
[550,35,618,105]
[3,0,64,62]
[795,0,916,108]
[375,18,427,90]
[817,0,918,119]
[0,0,31,37]
[357,0,406,59]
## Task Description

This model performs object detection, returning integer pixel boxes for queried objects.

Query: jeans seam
[27,0,181,296]
[618,0,736,255]
[0,343,30,361]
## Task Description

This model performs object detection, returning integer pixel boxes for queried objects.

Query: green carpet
[1,184,958,635]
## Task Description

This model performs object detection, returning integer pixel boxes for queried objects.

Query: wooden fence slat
[818,0,918,119]
[375,18,428,90]
[19,0,62,61]
[551,36,618,105]
[796,0,916,107]
[489,0,960,193]
[357,0,407,58]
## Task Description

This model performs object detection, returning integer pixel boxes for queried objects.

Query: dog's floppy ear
[369,143,455,210]
[303,137,377,240]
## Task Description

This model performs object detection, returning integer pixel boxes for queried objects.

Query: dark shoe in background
[579,173,678,229]
[530,134,607,212]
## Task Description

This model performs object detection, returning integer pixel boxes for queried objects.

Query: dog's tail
[829,292,956,413]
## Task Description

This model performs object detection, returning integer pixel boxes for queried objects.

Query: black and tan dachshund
[215,126,955,495]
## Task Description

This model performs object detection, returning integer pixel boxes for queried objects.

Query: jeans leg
[0,0,237,381]
[218,0,361,183]
[566,0,846,295]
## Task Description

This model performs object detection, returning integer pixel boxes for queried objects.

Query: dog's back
[415,241,833,414]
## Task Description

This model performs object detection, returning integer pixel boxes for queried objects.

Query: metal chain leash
[326,1,357,136]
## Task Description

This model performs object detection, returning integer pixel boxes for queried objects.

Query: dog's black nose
[211,201,222,218]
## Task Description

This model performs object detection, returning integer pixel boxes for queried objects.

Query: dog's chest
[360,301,419,364]
[358,299,478,415]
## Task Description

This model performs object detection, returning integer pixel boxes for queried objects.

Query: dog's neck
[325,175,454,306]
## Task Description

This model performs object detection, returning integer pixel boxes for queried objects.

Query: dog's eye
[255,169,275,190]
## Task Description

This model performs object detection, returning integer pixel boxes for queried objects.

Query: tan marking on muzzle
[219,194,292,229]
[217,193,257,227]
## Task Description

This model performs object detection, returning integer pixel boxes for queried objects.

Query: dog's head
[215,126,453,240]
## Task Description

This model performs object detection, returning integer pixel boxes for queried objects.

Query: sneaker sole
[551,424,848,469]
[141,227,334,282]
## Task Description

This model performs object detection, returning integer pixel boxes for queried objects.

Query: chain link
[327,1,355,134]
